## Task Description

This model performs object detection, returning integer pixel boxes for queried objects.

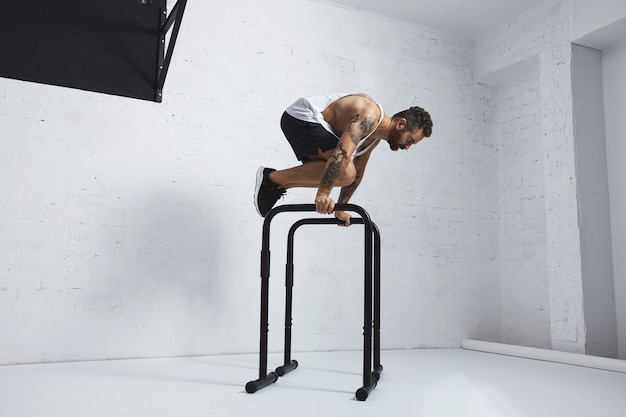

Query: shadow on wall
[103,183,227,353]
[125,185,222,292]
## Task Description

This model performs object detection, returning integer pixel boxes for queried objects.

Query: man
[254,93,433,225]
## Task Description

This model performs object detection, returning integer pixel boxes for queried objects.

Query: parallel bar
[275,360,298,376]
[246,204,382,400]
[258,274,270,379]
[245,372,277,393]
[356,379,377,401]
[372,222,382,377]
[279,218,367,374]
[282,242,294,366]
[361,215,374,389]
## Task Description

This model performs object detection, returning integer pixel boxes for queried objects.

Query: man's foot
[254,167,286,217]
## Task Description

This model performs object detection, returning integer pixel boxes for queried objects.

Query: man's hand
[335,210,351,227]
[315,194,335,214]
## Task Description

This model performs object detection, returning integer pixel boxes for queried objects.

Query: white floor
[1,349,625,417]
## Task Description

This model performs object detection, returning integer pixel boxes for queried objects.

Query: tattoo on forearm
[320,146,347,191]
[351,117,374,144]
[338,181,358,203]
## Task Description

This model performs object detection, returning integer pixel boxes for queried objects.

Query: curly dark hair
[392,106,433,137]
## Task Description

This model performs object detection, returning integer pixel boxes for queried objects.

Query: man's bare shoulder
[331,94,378,112]
[326,95,380,123]
[322,94,380,136]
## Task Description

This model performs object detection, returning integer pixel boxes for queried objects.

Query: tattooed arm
[337,144,378,203]
[333,140,380,225]
[314,112,377,215]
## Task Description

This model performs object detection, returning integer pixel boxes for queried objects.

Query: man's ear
[396,118,407,130]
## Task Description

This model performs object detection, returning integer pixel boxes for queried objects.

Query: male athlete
[254,93,433,225]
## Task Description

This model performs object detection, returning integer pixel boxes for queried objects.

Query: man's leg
[256,112,356,216]
[269,159,356,189]
[254,159,356,217]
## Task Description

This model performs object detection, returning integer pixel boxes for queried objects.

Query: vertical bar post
[355,216,376,401]
[275,222,299,376]
[372,222,383,377]
[246,204,382,400]
[245,213,279,393]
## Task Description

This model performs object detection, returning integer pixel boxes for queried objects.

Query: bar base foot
[372,364,383,381]
[355,380,378,401]
[275,360,298,376]
[245,372,278,394]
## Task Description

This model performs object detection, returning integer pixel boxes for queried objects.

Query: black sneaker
[254,167,286,217]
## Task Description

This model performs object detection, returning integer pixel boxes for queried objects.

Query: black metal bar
[359,211,374,396]
[246,204,381,400]
[283,259,294,365]
[278,224,297,375]
[161,0,181,34]
[274,359,298,377]
[156,0,188,101]
[256,244,271,378]
[258,265,270,378]
[245,372,277,394]
[372,222,383,379]
[356,381,377,401]
[155,7,166,102]
[277,217,367,377]
[245,236,277,392]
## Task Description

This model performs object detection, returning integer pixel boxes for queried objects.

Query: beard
[387,129,402,151]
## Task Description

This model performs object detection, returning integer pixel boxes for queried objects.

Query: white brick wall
[0,0,501,364]
[473,0,568,78]
[487,60,551,348]
[474,0,589,353]
[1,0,622,364]
[540,42,586,353]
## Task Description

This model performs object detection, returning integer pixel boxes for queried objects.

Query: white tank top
[285,93,384,158]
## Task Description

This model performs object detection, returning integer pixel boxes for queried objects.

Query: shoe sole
[254,166,265,216]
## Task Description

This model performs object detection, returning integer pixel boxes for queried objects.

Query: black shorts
[280,112,338,163]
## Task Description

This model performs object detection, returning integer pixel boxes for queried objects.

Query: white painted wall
[2,0,625,365]
[475,0,587,353]
[473,57,552,349]
[491,61,551,348]
[473,0,569,79]
[0,0,499,364]
[571,0,626,42]
[603,38,626,359]
[572,44,617,358]
[471,0,626,357]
